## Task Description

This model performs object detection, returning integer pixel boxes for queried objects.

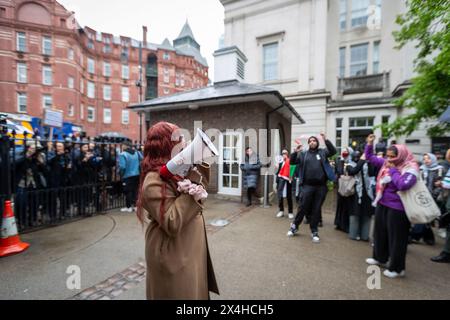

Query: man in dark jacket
[287,133,337,243]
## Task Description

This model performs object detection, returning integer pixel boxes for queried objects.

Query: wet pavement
[1,192,449,300]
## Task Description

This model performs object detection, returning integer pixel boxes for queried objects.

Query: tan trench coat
[142,168,219,300]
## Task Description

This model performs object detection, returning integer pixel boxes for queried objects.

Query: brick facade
[0,0,209,141]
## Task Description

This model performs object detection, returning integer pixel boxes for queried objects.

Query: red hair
[136,121,181,224]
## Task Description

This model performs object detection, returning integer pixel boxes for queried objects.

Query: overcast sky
[58,0,225,79]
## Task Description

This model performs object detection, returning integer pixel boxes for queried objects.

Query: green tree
[380,0,450,138]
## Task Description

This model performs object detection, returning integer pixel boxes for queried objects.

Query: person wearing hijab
[345,150,376,241]
[334,147,354,233]
[364,134,419,278]
[410,153,444,242]
[431,168,450,263]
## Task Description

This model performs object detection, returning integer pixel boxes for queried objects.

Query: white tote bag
[397,177,441,224]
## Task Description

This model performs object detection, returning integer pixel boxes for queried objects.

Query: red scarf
[278,158,291,181]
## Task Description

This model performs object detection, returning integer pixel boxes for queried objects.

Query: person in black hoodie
[287,133,337,243]
[14,140,47,229]
[47,142,72,221]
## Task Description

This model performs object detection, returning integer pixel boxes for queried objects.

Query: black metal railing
[0,131,143,233]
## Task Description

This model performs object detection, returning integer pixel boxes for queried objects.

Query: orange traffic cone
[0,200,30,257]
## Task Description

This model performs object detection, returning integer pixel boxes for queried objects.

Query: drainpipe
[263,103,286,207]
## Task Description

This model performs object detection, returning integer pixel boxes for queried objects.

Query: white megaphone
[160,128,219,179]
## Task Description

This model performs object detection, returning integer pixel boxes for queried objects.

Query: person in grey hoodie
[119,141,142,212]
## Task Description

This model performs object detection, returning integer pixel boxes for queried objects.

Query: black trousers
[124,176,139,208]
[247,187,255,204]
[293,184,327,233]
[373,204,411,273]
[277,179,293,213]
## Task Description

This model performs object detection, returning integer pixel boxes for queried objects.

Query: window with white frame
[103,85,112,101]
[87,106,95,122]
[336,118,343,153]
[263,42,278,81]
[103,43,111,54]
[340,0,347,30]
[339,47,346,78]
[88,58,95,74]
[68,104,74,117]
[43,95,52,109]
[17,93,27,113]
[68,48,74,60]
[373,41,380,74]
[80,103,84,119]
[42,65,52,85]
[163,88,170,95]
[17,32,26,52]
[17,62,27,83]
[87,81,95,98]
[175,71,180,87]
[163,67,169,83]
[103,108,111,124]
[121,86,129,102]
[351,0,369,27]
[121,110,129,125]
[350,43,368,76]
[122,64,129,79]
[103,62,111,77]
[163,52,170,60]
[349,117,374,127]
[42,36,52,55]
[376,0,382,11]
[68,76,74,89]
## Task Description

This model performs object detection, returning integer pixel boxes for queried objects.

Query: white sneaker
[366,258,381,265]
[383,270,405,278]
[437,228,447,239]
[287,224,298,237]
[366,258,388,268]
[276,211,284,218]
[311,233,320,243]
[288,213,294,219]
[120,207,130,212]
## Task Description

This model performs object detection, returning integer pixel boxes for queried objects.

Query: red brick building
[0,0,209,141]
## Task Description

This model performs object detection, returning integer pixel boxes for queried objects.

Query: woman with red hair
[136,121,219,299]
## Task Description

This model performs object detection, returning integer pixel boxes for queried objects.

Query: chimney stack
[142,26,148,47]
[213,46,247,84]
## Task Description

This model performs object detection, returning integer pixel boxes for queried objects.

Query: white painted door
[218,132,242,195]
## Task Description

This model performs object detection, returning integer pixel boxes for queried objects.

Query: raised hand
[367,134,376,145]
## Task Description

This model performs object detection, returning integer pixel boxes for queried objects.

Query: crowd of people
[2,137,143,230]
[240,133,450,279]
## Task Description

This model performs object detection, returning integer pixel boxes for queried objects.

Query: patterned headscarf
[373,144,419,206]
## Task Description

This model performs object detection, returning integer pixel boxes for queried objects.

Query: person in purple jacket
[364,134,419,278]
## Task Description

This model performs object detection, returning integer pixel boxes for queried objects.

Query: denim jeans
[349,215,371,240]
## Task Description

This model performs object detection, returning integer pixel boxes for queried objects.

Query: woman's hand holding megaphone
[177,179,208,201]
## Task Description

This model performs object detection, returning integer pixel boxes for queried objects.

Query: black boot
[246,189,252,207]
[431,252,450,263]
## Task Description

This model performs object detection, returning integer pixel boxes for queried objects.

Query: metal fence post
[261,170,271,208]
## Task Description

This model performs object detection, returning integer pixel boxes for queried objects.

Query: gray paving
[0,195,449,300]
